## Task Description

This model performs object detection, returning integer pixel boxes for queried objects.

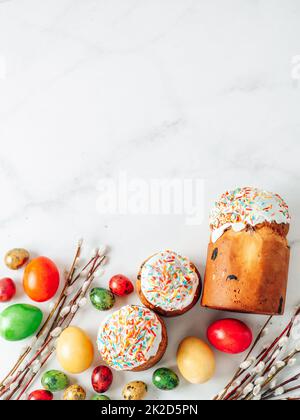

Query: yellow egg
[56,326,94,374]
[177,336,216,384]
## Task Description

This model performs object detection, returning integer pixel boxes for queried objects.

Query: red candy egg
[0,278,16,302]
[92,366,113,394]
[109,275,134,297]
[28,390,53,401]
[23,257,60,302]
[207,319,253,354]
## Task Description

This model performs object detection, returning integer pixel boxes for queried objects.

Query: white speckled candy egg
[122,381,148,400]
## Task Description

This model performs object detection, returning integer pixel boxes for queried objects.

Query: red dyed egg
[207,319,253,354]
[23,257,60,302]
[92,366,113,394]
[0,278,16,303]
[109,275,134,297]
[28,390,53,401]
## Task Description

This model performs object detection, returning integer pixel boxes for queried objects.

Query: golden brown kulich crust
[137,257,202,317]
[131,315,168,372]
[201,222,290,316]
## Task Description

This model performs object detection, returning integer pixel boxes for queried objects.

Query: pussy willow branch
[0,242,107,401]
[242,351,299,401]
[0,241,84,393]
[233,337,295,401]
[223,343,277,401]
[5,256,104,400]
[15,265,100,401]
[214,316,273,400]
[216,307,300,401]
[4,256,105,400]
[261,372,300,400]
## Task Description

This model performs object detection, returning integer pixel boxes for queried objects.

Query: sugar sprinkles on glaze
[210,187,290,243]
[97,305,162,371]
[140,251,200,312]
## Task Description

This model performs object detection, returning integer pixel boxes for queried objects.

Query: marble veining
[0,0,300,400]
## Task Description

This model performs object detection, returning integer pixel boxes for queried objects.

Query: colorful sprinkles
[140,251,200,312]
[97,305,162,371]
[210,187,290,242]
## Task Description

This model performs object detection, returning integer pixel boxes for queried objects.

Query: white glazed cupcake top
[97,305,162,371]
[210,187,291,243]
[140,250,200,312]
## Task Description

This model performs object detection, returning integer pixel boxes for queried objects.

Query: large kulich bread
[201,187,291,315]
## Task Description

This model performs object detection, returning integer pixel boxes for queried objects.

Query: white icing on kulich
[210,187,291,243]
[97,305,162,371]
[140,250,200,312]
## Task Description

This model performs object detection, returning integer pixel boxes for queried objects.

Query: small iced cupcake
[97,305,168,372]
[137,250,201,317]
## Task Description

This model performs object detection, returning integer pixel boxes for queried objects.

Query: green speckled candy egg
[63,385,86,401]
[92,394,110,401]
[122,381,147,400]
[0,304,43,341]
[90,288,115,311]
[152,368,179,391]
[42,370,69,392]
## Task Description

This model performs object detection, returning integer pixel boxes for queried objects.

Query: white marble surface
[0,0,300,401]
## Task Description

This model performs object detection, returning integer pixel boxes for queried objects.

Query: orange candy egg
[23,257,60,302]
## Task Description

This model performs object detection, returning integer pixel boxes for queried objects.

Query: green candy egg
[152,368,180,391]
[0,304,43,341]
[92,395,110,401]
[90,288,115,311]
[42,370,69,392]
